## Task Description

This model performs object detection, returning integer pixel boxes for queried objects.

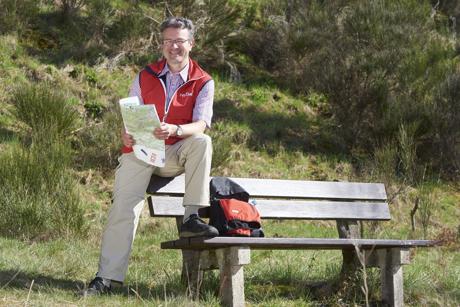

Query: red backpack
[209,177,264,237]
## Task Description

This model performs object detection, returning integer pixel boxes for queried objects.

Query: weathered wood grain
[148,196,391,220]
[161,237,439,250]
[147,175,387,200]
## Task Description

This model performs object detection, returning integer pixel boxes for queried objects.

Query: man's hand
[153,123,177,140]
[122,132,135,147]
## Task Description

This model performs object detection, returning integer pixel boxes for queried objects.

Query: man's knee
[189,133,212,149]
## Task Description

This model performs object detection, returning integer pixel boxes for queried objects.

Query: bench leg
[378,248,410,307]
[175,217,205,299]
[216,247,251,307]
[181,250,203,299]
[336,220,361,276]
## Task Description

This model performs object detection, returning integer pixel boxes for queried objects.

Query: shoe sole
[180,230,219,238]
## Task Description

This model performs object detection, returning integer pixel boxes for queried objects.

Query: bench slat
[161,237,439,250]
[149,196,391,220]
[146,176,387,201]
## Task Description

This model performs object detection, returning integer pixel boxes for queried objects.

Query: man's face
[161,27,194,68]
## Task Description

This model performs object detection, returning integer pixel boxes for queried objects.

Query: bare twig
[25,279,34,306]
[144,14,160,24]
[130,288,146,304]
[70,121,104,135]
[164,2,174,18]
[410,197,419,231]
[430,0,440,19]
[351,240,374,307]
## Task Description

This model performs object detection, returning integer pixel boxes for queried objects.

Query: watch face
[177,125,183,136]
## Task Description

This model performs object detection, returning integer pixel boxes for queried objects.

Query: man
[83,17,218,296]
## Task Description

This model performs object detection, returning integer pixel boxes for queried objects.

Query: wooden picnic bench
[146,175,438,307]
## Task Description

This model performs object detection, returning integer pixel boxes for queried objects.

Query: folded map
[119,96,165,167]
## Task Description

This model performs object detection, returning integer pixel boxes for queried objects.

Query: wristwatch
[176,125,183,137]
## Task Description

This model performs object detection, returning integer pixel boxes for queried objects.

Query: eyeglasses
[162,39,190,46]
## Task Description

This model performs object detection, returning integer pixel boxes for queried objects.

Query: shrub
[0,0,39,35]
[398,123,420,185]
[209,121,250,170]
[55,0,85,19]
[0,141,86,240]
[371,141,398,185]
[74,106,122,171]
[430,71,460,177]
[243,0,459,179]
[12,82,79,141]
[417,186,436,239]
[1,82,87,240]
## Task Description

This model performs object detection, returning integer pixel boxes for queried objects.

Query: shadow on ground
[0,269,184,300]
[0,269,391,305]
[213,98,343,156]
[0,269,85,292]
[0,127,16,143]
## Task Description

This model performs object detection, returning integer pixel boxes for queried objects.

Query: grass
[1,206,459,306]
[0,69,458,305]
[0,3,459,304]
[0,71,458,305]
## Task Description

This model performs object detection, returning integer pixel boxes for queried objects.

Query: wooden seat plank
[161,237,439,250]
[148,196,391,220]
[146,175,387,201]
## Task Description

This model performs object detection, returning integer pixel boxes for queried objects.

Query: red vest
[122,59,212,153]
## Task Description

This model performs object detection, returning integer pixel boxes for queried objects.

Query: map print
[119,97,165,167]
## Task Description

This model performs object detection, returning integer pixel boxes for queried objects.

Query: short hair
[160,17,195,39]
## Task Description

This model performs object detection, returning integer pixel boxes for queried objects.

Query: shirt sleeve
[192,79,215,128]
[128,73,144,104]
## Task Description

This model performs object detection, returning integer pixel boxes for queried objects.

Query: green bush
[209,121,250,170]
[55,0,85,20]
[0,141,86,240]
[416,186,437,239]
[12,82,79,141]
[1,82,87,240]
[371,141,398,185]
[0,0,39,35]
[242,0,459,179]
[74,106,122,171]
[430,71,460,177]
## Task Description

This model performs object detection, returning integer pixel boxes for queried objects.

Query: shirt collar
[159,62,189,82]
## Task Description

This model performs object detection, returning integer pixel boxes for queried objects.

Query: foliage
[0,1,458,304]
[431,71,460,176]
[0,83,86,240]
[74,106,123,171]
[9,1,456,179]
[0,0,39,35]
[55,0,86,19]
[134,0,250,78]
[243,0,459,180]
[416,186,437,239]
[12,82,79,139]
[0,140,86,240]
[398,123,420,185]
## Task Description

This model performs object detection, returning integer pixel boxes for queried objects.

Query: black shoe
[180,214,219,238]
[81,277,112,296]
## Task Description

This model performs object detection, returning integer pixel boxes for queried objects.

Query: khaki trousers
[97,133,212,282]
